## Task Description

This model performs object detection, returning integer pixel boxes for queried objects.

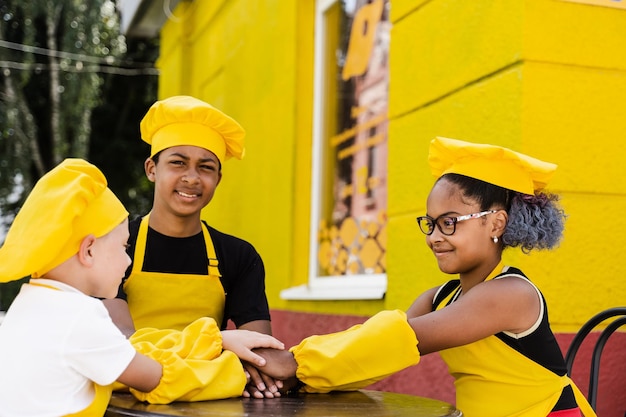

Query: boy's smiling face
[146,145,222,219]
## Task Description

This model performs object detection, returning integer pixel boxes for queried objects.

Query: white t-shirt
[0,279,137,417]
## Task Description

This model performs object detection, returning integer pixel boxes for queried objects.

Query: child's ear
[144,158,156,182]
[491,210,508,236]
[77,234,97,266]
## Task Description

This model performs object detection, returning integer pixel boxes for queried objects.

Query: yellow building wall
[155,0,626,330]
[156,0,318,314]
[389,0,626,332]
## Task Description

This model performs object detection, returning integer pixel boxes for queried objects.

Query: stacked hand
[242,347,300,398]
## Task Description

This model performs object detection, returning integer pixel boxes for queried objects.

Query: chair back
[564,307,626,410]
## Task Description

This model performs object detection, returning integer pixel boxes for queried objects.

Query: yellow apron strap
[131,214,150,275]
[133,214,220,277]
[201,222,221,277]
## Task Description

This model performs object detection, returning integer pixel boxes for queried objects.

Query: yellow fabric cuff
[129,317,223,358]
[291,310,420,393]
[130,345,245,403]
[127,317,247,403]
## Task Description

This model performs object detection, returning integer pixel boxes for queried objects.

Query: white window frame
[280,0,387,300]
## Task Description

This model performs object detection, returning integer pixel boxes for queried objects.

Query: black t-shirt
[116,216,271,329]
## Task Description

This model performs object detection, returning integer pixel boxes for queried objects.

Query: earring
[492,236,499,243]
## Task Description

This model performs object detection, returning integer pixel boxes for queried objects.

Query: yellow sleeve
[291,310,420,393]
[127,317,247,403]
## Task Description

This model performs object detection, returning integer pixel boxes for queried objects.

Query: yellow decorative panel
[317,210,387,276]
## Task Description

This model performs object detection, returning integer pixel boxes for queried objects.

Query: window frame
[280,0,387,300]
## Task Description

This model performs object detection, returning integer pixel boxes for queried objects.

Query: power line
[0,60,159,76]
[0,39,157,69]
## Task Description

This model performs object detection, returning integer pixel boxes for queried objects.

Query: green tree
[0,0,158,309]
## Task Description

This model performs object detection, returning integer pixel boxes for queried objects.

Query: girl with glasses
[403,137,592,416]
[252,137,595,417]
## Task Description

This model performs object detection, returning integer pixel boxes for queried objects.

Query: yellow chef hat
[428,137,557,195]
[140,95,246,163]
[0,158,128,282]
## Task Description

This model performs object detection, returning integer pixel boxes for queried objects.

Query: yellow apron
[124,215,225,331]
[436,268,596,417]
[64,383,111,417]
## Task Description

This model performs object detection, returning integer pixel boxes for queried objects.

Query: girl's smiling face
[424,178,498,277]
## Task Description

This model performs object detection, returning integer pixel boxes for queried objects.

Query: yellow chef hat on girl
[428,137,557,195]
[140,96,246,163]
[0,158,128,282]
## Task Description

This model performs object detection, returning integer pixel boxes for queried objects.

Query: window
[281,0,390,300]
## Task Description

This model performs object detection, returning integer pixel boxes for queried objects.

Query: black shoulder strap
[432,279,461,311]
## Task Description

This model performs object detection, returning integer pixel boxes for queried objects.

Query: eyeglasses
[416,210,497,236]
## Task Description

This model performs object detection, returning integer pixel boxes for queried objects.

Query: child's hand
[220,329,284,366]
[250,348,298,380]
[242,362,284,398]
[241,348,299,399]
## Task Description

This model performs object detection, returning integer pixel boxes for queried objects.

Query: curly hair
[438,173,566,252]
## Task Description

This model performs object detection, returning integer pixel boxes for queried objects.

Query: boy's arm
[126,318,249,403]
[117,352,162,393]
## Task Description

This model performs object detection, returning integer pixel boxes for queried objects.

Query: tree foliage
[0,0,159,308]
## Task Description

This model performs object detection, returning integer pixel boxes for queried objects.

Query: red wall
[270,309,626,417]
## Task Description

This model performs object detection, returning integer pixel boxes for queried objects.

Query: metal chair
[564,307,626,410]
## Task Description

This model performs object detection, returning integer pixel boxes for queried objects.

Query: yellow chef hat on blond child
[140,96,246,163]
[0,158,128,282]
[428,137,558,195]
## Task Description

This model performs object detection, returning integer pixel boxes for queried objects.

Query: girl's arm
[408,277,540,355]
[406,286,439,319]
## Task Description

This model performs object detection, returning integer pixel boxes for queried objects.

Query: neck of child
[148,210,203,237]
[39,257,90,295]
[458,256,503,294]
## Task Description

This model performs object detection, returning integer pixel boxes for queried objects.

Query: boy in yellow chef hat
[0,158,286,414]
[103,95,279,398]
[253,137,596,417]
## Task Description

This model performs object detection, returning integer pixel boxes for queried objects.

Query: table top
[106,390,462,417]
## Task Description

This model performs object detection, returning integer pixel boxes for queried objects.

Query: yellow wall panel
[525,0,626,69]
[291,0,316,289]
[389,0,524,118]
[521,62,626,194]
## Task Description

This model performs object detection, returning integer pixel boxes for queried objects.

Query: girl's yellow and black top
[433,263,596,417]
